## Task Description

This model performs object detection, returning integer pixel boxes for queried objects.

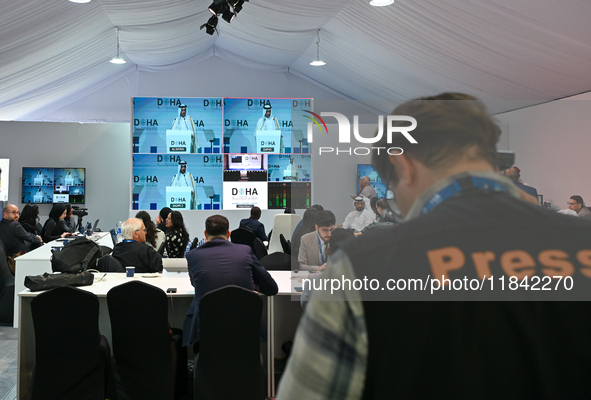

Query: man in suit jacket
[568,195,591,221]
[239,206,268,242]
[297,210,336,272]
[183,214,278,347]
[0,204,42,256]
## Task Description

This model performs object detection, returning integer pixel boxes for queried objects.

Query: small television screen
[22,167,86,204]
[357,164,393,199]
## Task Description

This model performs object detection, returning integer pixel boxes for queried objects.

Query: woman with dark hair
[165,211,189,258]
[42,204,72,242]
[135,210,165,251]
[291,207,319,261]
[20,204,42,235]
[63,204,76,233]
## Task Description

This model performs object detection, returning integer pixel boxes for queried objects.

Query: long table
[13,232,114,328]
[17,269,306,399]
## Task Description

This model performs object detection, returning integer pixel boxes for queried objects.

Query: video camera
[72,206,88,217]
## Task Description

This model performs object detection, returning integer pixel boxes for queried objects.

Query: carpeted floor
[0,326,17,400]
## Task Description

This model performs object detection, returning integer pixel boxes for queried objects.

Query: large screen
[357,164,393,199]
[22,167,86,204]
[132,97,313,210]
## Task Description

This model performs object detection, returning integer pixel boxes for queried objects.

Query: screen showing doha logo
[304,111,418,156]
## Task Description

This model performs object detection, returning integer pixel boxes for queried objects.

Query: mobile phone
[166,288,177,293]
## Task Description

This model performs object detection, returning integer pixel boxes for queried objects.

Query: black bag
[51,237,102,273]
[24,271,94,292]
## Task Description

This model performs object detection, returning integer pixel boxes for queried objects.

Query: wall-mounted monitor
[357,164,393,199]
[22,167,86,204]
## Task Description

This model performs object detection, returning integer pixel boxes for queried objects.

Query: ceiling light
[208,1,226,15]
[109,26,126,64]
[222,9,236,23]
[68,0,91,3]
[229,0,244,13]
[205,15,218,35]
[310,30,326,66]
[370,0,394,6]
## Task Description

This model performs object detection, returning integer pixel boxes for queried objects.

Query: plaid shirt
[276,252,367,400]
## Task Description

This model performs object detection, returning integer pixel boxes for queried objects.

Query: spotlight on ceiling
[201,15,218,35]
[370,0,394,6]
[208,1,226,15]
[222,8,236,23]
[69,0,91,3]
[229,0,245,13]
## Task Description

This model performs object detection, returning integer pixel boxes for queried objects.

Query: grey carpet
[0,326,17,400]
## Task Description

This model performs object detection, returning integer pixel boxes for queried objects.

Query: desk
[13,232,113,328]
[17,270,305,399]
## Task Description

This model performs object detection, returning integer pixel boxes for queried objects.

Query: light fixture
[370,0,394,6]
[201,15,218,35]
[310,30,326,66]
[222,8,236,23]
[208,1,225,15]
[109,26,126,64]
[68,0,91,3]
[229,0,245,13]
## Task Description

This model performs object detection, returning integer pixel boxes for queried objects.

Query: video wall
[132,97,313,210]
[22,167,86,204]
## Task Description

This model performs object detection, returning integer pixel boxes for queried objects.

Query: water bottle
[86,222,93,236]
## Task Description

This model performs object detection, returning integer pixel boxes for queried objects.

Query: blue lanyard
[123,239,136,243]
[318,236,325,264]
[421,176,511,215]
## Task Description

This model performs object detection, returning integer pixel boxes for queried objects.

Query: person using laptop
[111,218,163,273]
[41,204,73,242]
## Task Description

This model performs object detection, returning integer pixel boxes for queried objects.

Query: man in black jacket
[278,93,591,400]
[111,218,162,273]
[0,204,42,256]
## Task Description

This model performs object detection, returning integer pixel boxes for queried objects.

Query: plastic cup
[126,266,135,277]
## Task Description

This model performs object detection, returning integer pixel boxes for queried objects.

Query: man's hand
[317,263,327,272]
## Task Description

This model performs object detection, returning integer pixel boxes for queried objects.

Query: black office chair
[30,286,112,400]
[279,234,291,255]
[97,254,125,272]
[0,243,15,326]
[194,285,265,400]
[253,238,268,260]
[107,281,186,400]
[260,252,293,271]
[230,227,257,252]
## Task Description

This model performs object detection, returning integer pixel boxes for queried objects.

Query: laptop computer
[92,218,100,232]
[110,228,119,247]
[162,258,188,273]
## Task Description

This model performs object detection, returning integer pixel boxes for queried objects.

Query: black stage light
[208,1,225,15]
[206,15,218,35]
[222,8,235,23]
[231,0,244,13]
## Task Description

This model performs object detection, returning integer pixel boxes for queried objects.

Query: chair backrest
[97,254,125,272]
[279,234,291,255]
[107,281,175,400]
[195,285,264,400]
[260,252,293,271]
[30,286,106,400]
[230,227,257,251]
[252,237,268,260]
[0,243,15,325]
[267,214,301,254]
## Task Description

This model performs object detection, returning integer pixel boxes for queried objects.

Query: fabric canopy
[1,0,591,121]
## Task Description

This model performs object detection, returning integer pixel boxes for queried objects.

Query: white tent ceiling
[2,0,591,121]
